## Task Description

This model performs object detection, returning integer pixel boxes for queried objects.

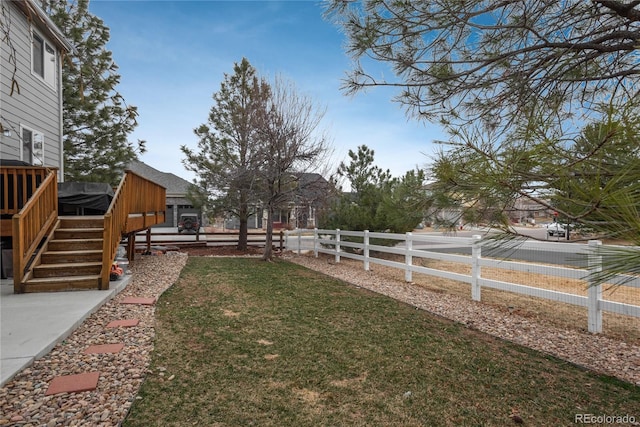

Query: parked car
[178,213,200,233]
[546,222,566,237]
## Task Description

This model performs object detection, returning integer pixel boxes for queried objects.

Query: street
[410,226,587,267]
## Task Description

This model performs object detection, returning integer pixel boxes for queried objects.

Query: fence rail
[131,229,286,250]
[285,229,640,334]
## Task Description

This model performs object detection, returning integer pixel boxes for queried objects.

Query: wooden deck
[1,166,166,293]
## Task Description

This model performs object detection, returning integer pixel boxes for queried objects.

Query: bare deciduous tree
[254,77,330,260]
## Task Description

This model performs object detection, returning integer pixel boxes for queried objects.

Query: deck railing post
[405,232,413,282]
[587,240,603,333]
[471,235,482,301]
[12,215,24,293]
[364,230,370,271]
[101,212,113,290]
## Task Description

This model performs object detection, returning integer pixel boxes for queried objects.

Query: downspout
[57,50,64,181]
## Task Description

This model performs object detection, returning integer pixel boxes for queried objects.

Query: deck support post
[127,232,136,262]
[146,228,152,253]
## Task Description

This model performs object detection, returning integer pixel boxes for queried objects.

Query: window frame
[31,27,57,91]
[20,124,45,166]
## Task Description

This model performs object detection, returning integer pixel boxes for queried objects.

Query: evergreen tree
[181,58,270,251]
[325,0,638,136]
[551,120,640,238]
[46,0,143,185]
[327,1,640,280]
[327,145,427,234]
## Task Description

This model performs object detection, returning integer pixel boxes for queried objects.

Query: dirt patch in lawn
[178,245,265,257]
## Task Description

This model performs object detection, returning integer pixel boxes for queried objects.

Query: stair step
[33,262,102,278]
[23,275,101,292]
[48,239,103,251]
[55,228,104,240]
[42,250,103,264]
[59,216,105,229]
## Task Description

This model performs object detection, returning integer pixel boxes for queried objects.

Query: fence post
[280,230,284,252]
[587,240,603,333]
[364,230,370,271]
[405,232,413,282]
[335,229,341,263]
[471,235,482,301]
[297,229,302,255]
[313,228,318,257]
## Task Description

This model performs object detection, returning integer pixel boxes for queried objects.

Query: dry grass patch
[222,309,240,317]
[123,257,640,427]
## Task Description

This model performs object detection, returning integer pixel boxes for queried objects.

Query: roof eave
[14,0,75,54]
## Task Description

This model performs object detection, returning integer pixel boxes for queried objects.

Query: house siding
[0,1,63,171]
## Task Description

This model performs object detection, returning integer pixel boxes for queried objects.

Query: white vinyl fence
[285,229,640,334]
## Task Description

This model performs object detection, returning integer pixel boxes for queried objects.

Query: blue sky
[89,0,446,183]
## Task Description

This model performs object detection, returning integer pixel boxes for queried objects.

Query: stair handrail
[100,171,166,288]
[101,171,130,289]
[12,169,58,292]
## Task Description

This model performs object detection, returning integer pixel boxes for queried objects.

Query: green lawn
[123,257,640,426]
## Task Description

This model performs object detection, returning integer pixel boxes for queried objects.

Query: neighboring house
[285,173,334,229]
[0,0,73,177]
[223,173,334,230]
[423,181,555,227]
[127,160,201,227]
[508,196,554,224]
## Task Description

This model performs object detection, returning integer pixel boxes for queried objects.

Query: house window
[21,126,44,166]
[32,30,57,90]
[33,33,44,76]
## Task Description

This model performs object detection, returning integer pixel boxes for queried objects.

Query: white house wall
[0,1,63,171]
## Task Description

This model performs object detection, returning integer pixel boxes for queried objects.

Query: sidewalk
[0,274,131,387]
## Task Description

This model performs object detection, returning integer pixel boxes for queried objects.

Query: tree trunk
[238,218,248,251]
[237,203,248,251]
[262,204,274,261]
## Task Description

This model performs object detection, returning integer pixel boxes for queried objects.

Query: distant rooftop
[127,160,192,196]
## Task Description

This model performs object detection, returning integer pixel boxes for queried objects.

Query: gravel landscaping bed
[1,248,637,426]
[0,253,188,427]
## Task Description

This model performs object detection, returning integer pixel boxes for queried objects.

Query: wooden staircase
[8,167,166,293]
[21,216,105,292]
